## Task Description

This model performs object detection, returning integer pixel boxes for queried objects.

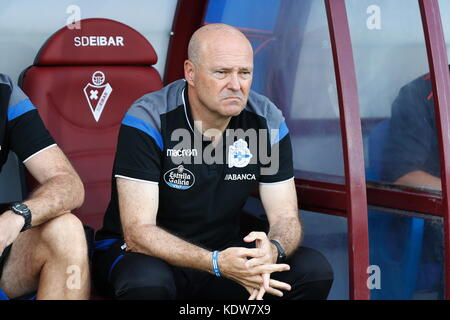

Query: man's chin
[220,103,245,117]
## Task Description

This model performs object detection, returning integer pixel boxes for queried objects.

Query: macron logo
[167,149,198,157]
[74,36,124,47]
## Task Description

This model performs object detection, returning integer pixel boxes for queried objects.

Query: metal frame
[296,178,444,218]
[418,0,450,299]
[325,0,370,300]
[163,0,209,85]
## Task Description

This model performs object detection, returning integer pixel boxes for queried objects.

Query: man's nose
[227,72,241,91]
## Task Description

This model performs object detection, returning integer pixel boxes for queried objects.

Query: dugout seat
[19,18,163,230]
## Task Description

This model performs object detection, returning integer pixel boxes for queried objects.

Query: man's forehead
[201,42,253,66]
[208,61,253,70]
[197,25,248,44]
[205,32,250,47]
[200,31,252,53]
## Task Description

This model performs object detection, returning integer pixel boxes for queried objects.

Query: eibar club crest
[83,71,113,122]
[228,138,253,168]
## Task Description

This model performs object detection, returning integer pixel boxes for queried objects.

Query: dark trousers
[92,240,334,300]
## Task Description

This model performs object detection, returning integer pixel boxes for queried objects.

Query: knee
[39,213,88,258]
[112,256,176,300]
[283,248,334,300]
[115,275,175,300]
[116,285,175,300]
[289,247,334,283]
[291,279,333,300]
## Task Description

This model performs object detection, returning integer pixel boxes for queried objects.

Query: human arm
[382,76,440,187]
[0,145,84,254]
[262,178,301,256]
[244,120,299,298]
[118,177,213,271]
[0,78,84,255]
[395,170,441,190]
[244,179,300,299]
[246,179,301,261]
[118,177,290,294]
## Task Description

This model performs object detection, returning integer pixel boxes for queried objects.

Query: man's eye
[214,71,227,78]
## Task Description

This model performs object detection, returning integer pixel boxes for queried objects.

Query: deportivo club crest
[228,139,253,168]
[83,71,113,122]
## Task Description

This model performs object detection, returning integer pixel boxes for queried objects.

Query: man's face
[188,35,254,119]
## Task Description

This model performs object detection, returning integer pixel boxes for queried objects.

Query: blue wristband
[212,250,221,277]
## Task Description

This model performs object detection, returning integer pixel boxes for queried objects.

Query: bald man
[93,24,333,300]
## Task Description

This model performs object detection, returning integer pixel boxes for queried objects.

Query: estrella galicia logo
[164,165,195,190]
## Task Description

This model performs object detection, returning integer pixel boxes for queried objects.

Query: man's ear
[184,60,195,86]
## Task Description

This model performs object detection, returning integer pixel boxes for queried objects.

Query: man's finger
[239,247,264,258]
[269,279,292,291]
[248,289,258,300]
[265,286,284,297]
[243,231,266,243]
[256,286,265,300]
[253,263,290,275]
[240,275,264,288]
[245,257,266,268]
[263,273,271,291]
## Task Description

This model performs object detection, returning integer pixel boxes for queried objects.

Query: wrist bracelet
[212,250,221,277]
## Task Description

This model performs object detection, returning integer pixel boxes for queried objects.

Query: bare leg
[0,213,90,299]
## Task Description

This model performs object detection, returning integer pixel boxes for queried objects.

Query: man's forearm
[395,170,441,191]
[268,215,302,257]
[22,173,84,227]
[125,224,214,273]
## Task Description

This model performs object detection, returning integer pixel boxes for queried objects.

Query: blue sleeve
[381,78,438,182]
[259,128,294,184]
[5,77,55,162]
[113,122,162,183]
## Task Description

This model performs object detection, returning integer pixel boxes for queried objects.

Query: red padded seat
[20,18,163,230]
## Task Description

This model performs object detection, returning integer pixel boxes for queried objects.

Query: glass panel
[347,0,442,192]
[440,0,450,55]
[440,0,450,137]
[205,0,345,183]
[368,207,444,299]
[0,0,179,83]
[300,210,348,300]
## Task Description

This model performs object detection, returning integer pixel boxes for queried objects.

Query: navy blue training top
[0,73,55,172]
[381,72,439,183]
[97,79,294,250]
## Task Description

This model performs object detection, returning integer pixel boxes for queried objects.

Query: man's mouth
[222,96,242,101]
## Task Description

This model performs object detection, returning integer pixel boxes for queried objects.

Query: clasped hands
[218,232,291,300]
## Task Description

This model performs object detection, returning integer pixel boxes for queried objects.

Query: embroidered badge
[83,71,113,122]
[228,139,253,168]
[164,165,195,190]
